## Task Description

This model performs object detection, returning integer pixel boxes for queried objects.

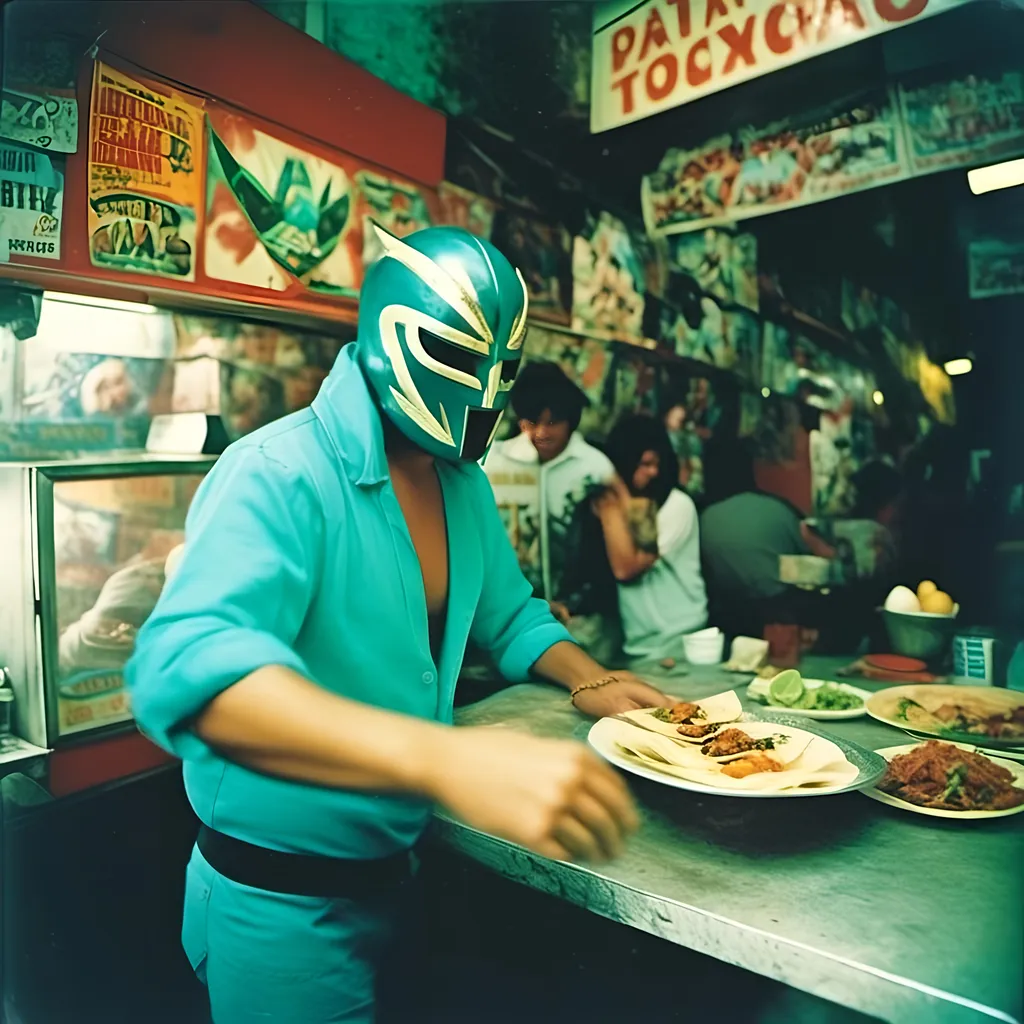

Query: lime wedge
[768,669,804,707]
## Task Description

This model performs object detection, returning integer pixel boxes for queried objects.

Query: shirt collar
[311,345,389,488]
[502,430,586,468]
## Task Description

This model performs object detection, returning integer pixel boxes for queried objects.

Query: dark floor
[1,767,879,1024]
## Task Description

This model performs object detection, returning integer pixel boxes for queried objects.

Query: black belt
[197,824,414,900]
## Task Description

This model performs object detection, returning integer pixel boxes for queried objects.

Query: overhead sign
[591,0,975,133]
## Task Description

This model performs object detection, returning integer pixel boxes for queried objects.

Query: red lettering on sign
[705,0,730,27]
[686,36,713,87]
[874,0,927,21]
[639,7,670,61]
[612,26,636,73]
[666,0,692,38]
[613,70,640,114]
[645,52,679,101]
[822,0,867,32]
[765,2,795,53]
[719,15,757,73]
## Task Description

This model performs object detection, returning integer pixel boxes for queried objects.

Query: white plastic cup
[682,629,725,665]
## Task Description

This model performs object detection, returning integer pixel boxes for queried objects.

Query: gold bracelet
[570,673,622,702]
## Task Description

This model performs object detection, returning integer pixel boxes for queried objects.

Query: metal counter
[439,665,1023,1024]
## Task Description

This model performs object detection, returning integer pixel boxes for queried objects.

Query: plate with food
[747,670,869,720]
[862,739,1024,819]
[589,691,885,798]
[865,685,1024,751]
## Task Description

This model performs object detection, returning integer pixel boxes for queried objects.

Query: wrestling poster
[1,86,78,153]
[668,229,758,311]
[491,211,573,324]
[353,170,434,281]
[438,181,496,240]
[642,89,909,235]
[572,211,646,340]
[88,63,204,281]
[968,239,1024,298]
[0,140,63,261]
[899,70,1024,175]
[206,107,358,295]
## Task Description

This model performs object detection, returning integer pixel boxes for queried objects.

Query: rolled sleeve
[125,444,322,758]
[468,469,574,682]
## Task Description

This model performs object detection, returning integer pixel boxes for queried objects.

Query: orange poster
[87,62,205,281]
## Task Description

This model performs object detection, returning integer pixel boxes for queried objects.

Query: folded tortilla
[620,690,743,740]
[700,723,812,766]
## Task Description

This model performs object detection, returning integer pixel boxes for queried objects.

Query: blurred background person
[595,414,707,664]
[485,361,620,662]
[700,437,833,639]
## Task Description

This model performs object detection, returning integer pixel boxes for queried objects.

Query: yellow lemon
[917,580,938,602]
[920,590,955,615]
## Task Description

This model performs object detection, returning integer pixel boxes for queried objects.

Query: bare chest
[388,465,449,616]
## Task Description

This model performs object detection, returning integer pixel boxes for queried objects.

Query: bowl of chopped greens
[747,671,870,720]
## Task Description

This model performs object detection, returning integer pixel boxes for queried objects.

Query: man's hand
[426,728,639,863]
[572,674,672,718]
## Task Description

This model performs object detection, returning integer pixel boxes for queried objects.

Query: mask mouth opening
[460,407,503,461]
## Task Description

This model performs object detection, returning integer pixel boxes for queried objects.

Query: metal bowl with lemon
[882,581,959,661]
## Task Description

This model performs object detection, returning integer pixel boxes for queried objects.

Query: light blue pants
[182,847,403,1023]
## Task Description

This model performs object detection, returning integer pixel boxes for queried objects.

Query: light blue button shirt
[125,346,571,858]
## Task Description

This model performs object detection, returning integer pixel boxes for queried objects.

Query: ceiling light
[968,158,1024,196]
[761,387,771,398]
[872,390,884,406]
[944,358,973,376]
[43,290,159,314]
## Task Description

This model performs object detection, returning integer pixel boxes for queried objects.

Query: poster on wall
[899,71,1024,175]
[491,212,573,324]
[1,87,78,153]
[0,140,63,261]
[642,90,909,236]
[88,63,204,281]
[668,229,758,311]
[968,239,1024,298]
[353,170,433,272]
[590,0,974,132]
[206,107,358,295]
[572,211,646,339]
[437,181,496,240]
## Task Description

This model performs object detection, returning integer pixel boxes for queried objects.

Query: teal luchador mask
[356,224,528,462]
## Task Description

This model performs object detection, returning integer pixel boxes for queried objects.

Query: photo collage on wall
[492,211,573,324]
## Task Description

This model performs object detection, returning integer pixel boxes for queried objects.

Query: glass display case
[0,455,215,747]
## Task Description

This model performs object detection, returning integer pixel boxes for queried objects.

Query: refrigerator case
[0,455,215,747]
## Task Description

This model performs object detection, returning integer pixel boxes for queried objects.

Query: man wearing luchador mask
[126,225,666,1022]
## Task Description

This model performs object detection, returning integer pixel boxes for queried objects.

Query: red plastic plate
[864,653,928,674]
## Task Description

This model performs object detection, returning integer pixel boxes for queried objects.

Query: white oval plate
[861,742,1024,820]
[588,716,881,798]
[746,678,870,720]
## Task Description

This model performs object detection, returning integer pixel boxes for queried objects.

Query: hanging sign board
[590,0,976,133]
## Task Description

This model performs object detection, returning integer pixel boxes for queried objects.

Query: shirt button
[422,671,434,684]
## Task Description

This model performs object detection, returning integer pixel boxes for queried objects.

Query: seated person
[594,415,708,662]
[699,438,831,639]
[485,362,620,663]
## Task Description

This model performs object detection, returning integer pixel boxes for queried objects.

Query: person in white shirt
[593,414,708,662]
[485,362,620,662]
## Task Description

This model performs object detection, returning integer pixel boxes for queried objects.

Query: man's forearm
[531,640,608,692]
[194,664,449,795]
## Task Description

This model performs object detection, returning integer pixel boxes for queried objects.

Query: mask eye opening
[499,358,521,385]
[418,328,481,377]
